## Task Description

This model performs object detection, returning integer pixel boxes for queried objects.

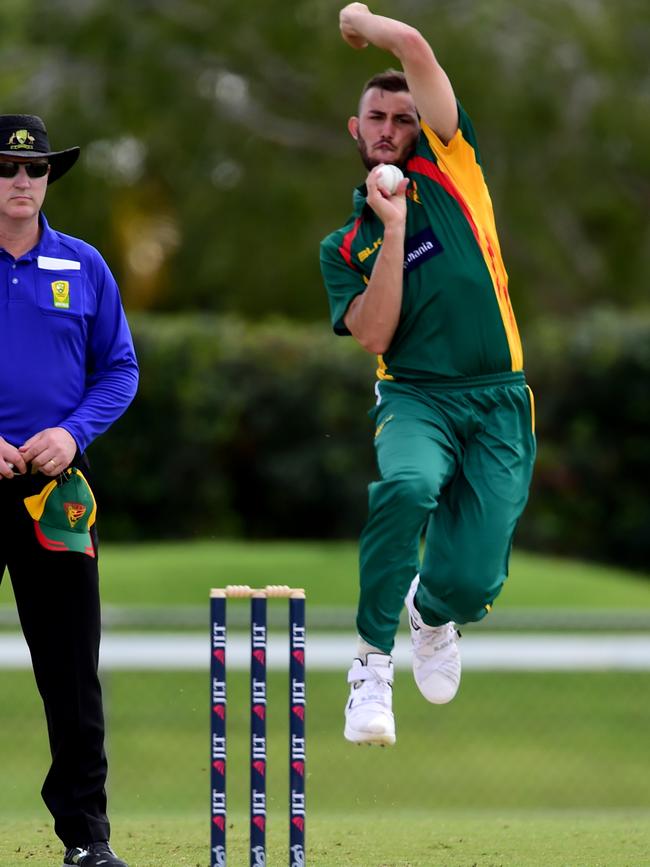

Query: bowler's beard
[356,130,417,172]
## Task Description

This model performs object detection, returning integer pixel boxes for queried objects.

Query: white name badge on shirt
[37,256,81,271]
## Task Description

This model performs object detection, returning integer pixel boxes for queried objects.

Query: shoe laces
[88,842,114,855]
[412,621,459,656]
[348,655,393,693]
[348,661,393,719]
[69,841,115,861]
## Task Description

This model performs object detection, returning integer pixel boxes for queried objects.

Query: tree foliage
[2,0,649,323]
[4,2,648,566]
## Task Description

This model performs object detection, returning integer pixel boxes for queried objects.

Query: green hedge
[522,309,650,571]
[90,310,650,572]
[91,315,377,541]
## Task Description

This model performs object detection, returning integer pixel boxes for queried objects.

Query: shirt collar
[7,213,59,262]
[353,183,369,214]
[33,213,60,257]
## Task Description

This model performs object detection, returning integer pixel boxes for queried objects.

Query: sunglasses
[0,161,50,179]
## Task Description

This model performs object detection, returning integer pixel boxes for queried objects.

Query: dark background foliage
[3,0,650,322]
[2,0,648,570]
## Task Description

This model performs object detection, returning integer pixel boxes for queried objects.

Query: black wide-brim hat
[0,114,80,183]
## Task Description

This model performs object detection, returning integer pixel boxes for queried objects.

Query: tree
[2,0,648,323]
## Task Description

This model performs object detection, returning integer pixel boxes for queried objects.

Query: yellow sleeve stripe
[376,355,395,381]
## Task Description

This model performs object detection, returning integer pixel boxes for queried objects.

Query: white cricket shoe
[405,576,461,704]
[344,653,396,746]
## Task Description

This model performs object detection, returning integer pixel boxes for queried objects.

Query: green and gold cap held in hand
[24,468,97,557]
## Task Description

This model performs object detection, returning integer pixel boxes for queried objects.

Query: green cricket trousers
[358,371,536,654]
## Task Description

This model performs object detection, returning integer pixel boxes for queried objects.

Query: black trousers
[0,457,110,847]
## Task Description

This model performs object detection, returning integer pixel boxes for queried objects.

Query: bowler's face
[0,160,49,225]
[349,88,420,171]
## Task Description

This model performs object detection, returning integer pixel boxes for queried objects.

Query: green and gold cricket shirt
[320,103,523,383]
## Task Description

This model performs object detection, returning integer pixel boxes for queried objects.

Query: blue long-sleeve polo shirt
[0,214,139,453]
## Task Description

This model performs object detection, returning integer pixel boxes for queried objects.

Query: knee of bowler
[382,474,439,509]
[445,580,500,624]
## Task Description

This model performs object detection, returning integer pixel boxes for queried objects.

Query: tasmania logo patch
[51,280,70,309]
[404,227,443,273]
[64,502,86,528]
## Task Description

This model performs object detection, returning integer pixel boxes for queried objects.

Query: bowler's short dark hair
[360,69,409,105]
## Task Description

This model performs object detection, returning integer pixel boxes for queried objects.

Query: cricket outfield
[1,542,648,866]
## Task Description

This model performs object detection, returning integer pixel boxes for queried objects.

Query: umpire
[0,114,138,867]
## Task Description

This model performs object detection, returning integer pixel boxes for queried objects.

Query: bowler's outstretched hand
[340,3,371,49]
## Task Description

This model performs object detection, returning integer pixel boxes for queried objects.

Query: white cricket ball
[377,164,404,195]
